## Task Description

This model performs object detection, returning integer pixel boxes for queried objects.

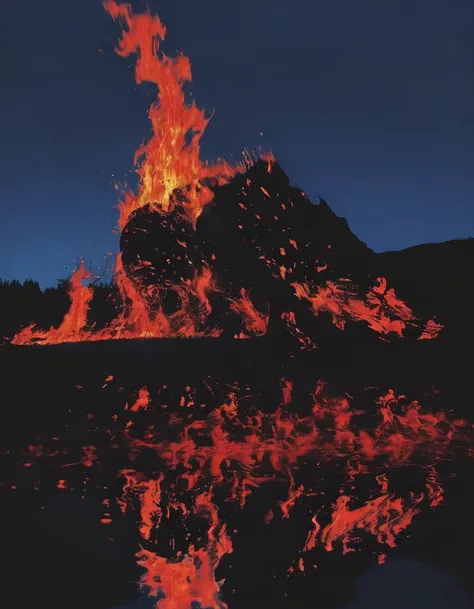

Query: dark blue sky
[1,0,473,287]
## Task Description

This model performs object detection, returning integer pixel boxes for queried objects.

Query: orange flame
[11,2,269,345]
[104,0,238,229]
[6,4,461,608]
[291,276,440,338]
[129,387,151,412]
[229,289,269,338]
[12,260,93,344]
[319,488,422,554]
[12,257,223,344]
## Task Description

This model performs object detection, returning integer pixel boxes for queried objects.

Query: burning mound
[119,158,439,345]
[9,0,445,348]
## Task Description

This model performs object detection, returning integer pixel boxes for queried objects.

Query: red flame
[15,375,472,608]
[229,289,269,338]
[104,0,238,229]
[12,260,93,344]
[292,277,442,339]
[114,381,469,606]
[12,256,224,343]
[136,490,232,609]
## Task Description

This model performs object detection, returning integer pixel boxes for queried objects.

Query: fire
[128,387,151,412]
[132,489,232,609]
[11,0,265,345]
[12,256,223,344]
[12,258,438,345]
[10,2,441,347]
[317,482,422,554]
[117,379,467,567]
[15,377,472,609]
[11,260,94,345]
[291,277,442,339]
[104,0,237,229]
[418,318,444,341]
[229,288,269,338]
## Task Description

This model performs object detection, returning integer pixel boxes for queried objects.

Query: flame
[11,2,268,345]
[291,276,436,338]
[16,377,471,608]
[12,260,94,344]
[128,387,151,412]
[12,256,277,343]
[12,264,436,345]
[318,482,422,554]
[104,0,238,229]
[105,255,217,338]
[418,318,443,341]
[118,381,468,602]
[133,490,232,609]
[12,256,223,344]
[229,288,269,338]
[115,381,464,606]
[119,469,165,540]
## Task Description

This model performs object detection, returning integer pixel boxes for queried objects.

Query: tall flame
[104,0,238,229]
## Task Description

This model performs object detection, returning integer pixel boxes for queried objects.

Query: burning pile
[11,0,440,347]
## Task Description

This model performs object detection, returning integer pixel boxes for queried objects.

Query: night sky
[1,0,473,287]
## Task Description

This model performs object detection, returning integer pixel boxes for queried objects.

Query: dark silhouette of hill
[120,160,375,341]
[0,161,473,609]
[373,238,474,344]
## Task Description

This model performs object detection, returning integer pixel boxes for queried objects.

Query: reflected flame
[18,379,468,608]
